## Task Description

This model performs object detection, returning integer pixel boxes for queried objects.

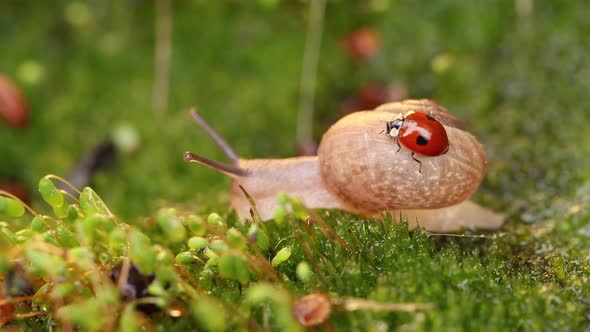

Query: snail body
[185,99,504,232]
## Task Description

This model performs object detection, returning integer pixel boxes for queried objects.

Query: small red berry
[292,293,332,327]
[343,27,380,61]
[342,82,408,115]
[0,181,30,205]
[0,74,29,128]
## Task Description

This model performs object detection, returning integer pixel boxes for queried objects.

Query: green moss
[1,182,590,330]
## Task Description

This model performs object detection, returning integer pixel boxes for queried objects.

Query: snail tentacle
[183,152,247,177]
[189,108,240,163]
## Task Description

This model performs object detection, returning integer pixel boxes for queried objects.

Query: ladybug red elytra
[385,111,449,172]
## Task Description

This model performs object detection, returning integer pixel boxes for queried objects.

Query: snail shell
[185,99,504,232]
[318,110,485,213]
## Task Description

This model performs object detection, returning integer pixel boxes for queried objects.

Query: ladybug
[385,111,449,172]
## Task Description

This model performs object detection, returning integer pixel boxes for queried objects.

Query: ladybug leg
[396,139,402,152]
[411,152,422,173]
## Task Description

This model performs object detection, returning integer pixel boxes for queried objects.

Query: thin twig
[296,0,327,146]
[153,0,172,114]
[342,297,435,312]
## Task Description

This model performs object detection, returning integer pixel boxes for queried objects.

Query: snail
[184,99,504,232]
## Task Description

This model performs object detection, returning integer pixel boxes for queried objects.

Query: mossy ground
[1,1,590,331]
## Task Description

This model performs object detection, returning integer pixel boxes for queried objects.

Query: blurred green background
[1,0,590,224]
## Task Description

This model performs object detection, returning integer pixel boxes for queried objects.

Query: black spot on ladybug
[416,135,429,146]
[425,114,436,121]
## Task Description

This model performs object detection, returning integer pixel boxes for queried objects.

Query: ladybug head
[386,113,406,138]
